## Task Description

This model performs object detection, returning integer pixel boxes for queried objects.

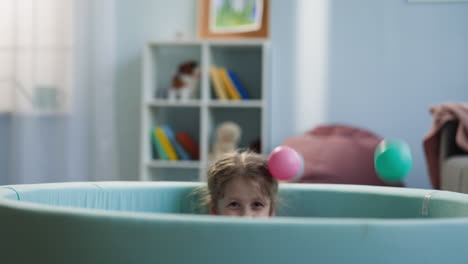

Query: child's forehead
[226,176,260,188]
[223,177,268,197]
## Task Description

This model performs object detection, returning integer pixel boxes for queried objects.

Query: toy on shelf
[209,121,241,162]
[267,146,304,181]
[374,139,412,184]
[168,61,200,101]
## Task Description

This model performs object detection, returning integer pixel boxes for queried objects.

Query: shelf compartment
[149,44,202,100]
[208,45,263,100]
[207,107,262,153]
[149,107,200,161]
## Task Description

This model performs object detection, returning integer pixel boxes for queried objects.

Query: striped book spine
[162,125,191,160]
[155,126,178,160]
[218,67,241,100]
[152,128,168,160]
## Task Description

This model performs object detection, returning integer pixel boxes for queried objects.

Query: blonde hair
[205,150,278,213]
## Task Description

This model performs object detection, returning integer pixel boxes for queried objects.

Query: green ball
[374,139,412,184]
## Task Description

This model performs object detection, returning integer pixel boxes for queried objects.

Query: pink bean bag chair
[283,125,404,187]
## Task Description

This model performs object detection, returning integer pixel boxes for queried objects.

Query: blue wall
[269,1,298,150]
[326,0,468,188]
[115,0,197,180]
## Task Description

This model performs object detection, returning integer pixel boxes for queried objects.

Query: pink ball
[267,146,304,181]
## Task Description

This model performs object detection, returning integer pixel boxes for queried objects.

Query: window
[0,0,73,113]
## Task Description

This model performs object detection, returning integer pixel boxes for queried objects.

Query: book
[151,130,157,159]
[176,132,200,160]
[155,127,178,160]
[218,67,241,100]
[152,128,168,160]
[227,70,250,99]
[162,124,191,160]
[209,67,228,100]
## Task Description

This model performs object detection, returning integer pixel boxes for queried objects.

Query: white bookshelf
[140,39,270,182]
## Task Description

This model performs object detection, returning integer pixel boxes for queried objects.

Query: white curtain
[0,0,118,184]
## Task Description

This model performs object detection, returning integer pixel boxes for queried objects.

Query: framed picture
[197,0,269,39]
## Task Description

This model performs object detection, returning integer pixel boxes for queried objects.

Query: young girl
[205,150,278,217]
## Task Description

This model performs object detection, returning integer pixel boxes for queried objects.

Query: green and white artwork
[210,0,263,33]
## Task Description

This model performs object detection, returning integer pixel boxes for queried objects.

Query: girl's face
[212,177,274,217]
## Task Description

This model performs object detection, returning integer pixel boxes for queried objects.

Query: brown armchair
[440,120,468,192]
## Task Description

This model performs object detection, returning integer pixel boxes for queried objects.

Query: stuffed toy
[209,121,242,162]
[168,61,200,101]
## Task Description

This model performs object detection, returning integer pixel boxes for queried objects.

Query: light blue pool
[1,181,468,263]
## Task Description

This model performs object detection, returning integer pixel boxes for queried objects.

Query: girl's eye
[252,202,264,208]
[228,202,240,208]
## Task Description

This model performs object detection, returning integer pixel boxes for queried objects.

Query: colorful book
[150,130,157,159]
[227,70,250,100]
[152,128,168,160]
[176,132,200,160]
[162,124,191,160]
[209,67,228,100]
[155,126,178,160]
[218,68,241,100]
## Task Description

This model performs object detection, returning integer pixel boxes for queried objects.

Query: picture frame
[197,0,269,39]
